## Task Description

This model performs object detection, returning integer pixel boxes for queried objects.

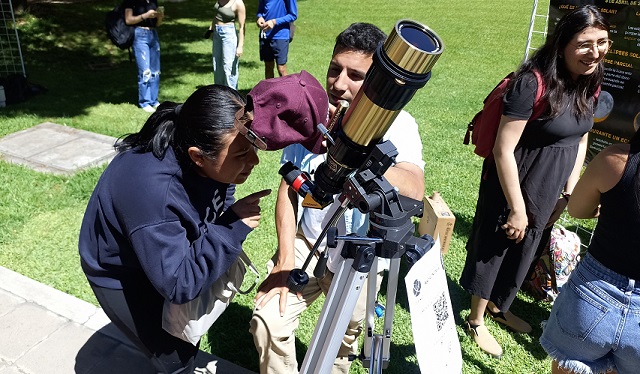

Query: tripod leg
[362,257,399,370]
[299,257,369,374]
[362,260,379,367]
[380,258,401,367]
[371,335,384,374]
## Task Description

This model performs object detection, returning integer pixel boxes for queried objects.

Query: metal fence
[0,0,26,79]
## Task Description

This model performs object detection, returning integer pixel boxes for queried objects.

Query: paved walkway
[0,123,255,374]
[0,122,117,175]
[0,266,254,374]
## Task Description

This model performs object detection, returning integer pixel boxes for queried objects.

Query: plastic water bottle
[374,301,385,318]
[0,85,6,108]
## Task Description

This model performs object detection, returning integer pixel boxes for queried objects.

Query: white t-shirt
[280,110,425,273]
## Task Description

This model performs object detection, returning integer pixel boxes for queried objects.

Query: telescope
[282,20,445,373]
[281,19,444,209]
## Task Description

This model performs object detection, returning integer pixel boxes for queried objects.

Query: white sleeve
[382,110,425,171]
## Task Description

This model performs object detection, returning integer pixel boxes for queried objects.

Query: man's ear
[187,146,205,167]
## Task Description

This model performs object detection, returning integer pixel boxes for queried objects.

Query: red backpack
[463,70,546,158]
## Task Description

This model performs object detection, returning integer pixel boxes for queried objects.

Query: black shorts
[259,38,289,65]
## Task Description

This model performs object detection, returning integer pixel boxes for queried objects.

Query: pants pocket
[553,277,608,341]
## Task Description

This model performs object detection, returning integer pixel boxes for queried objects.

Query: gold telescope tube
[342,20,444,145]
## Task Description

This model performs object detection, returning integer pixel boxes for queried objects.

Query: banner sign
[548,0,640,160]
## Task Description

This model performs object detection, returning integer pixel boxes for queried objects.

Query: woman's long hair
[116,85,246,164]
[516,5,608,118]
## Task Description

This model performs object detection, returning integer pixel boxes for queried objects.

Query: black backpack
[0,74,48,105]
[105,4,134,50]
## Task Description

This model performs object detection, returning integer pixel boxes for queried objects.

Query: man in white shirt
[250,22,425,374]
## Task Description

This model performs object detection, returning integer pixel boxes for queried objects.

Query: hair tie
[174,104,183,117]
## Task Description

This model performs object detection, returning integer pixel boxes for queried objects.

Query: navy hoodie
[79,147,251,304]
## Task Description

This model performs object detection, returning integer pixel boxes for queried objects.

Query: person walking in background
[79,85,271,373]
[206,0,246,89]
[256,0,297,79]
[539,130,640,374]
[249,23,425,374]
[124,0,164,112]
[460,5,609,358]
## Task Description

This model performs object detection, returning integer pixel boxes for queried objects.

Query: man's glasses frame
[234,107,267,151]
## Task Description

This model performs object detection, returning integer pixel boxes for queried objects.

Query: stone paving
[0,122,117,175]
[0,266,254,374]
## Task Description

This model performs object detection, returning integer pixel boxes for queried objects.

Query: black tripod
[283,141,434,374]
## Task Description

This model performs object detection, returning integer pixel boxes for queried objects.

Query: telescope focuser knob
[287,268,309,293]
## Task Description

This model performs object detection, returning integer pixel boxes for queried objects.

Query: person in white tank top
[206,0,246,89]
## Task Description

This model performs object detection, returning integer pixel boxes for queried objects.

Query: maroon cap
[247,70,329,154]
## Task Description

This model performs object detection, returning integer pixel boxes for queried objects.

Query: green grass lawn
[0,0,598,372]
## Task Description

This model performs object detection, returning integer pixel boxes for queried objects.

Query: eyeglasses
[574,38,612,54]
[234,107,267,151]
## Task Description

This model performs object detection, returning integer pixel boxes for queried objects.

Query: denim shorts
[540,253,640,374]
[259,38,289,65]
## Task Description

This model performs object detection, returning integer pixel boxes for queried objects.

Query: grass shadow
[205,302,258,372]
[14,0,262,117]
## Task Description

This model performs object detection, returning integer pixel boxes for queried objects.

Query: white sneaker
[142,106,156,113]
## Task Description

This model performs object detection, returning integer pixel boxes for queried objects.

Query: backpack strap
[529,71,600,121]
[530,69,546,121]
[481,70,546,176]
